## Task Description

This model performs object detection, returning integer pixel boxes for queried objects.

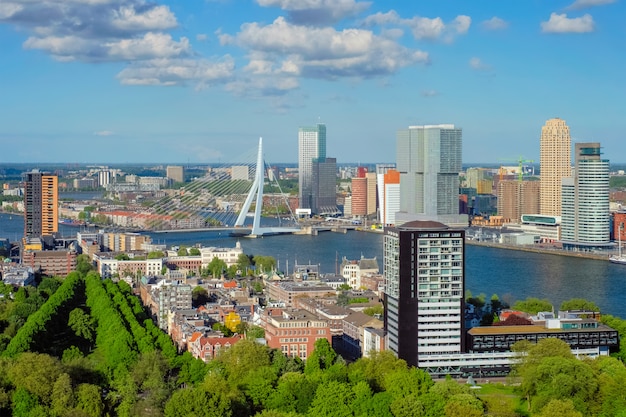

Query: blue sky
[1,0,624,165]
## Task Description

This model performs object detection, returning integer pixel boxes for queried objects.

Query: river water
[1,212,625,317]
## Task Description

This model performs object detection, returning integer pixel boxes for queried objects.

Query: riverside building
[298,123,338,215]
[395,124,467,227]
[540,118,571,217]
[561,142,610,251]
[23,170,58,238]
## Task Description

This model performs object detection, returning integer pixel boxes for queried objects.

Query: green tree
[51,373,75,416]
[8,352,63,402]
[236,254,252,276]
[512,338,597,414]
[253,255,276,274]
[216,339,271,383]
[115,253,131,261]
[164,388,232,417]
[560,298,600,312]
[444,393,484,417]
[189,247,201,256]
[177,246,188,256]
[11,388,38,417]
[74,383,104,417]
[76,254,94,275]
[536,399,583,417]
[512,297,553,315]
[147,251,165,259]
[192,286,210,307]
[241,366,278,411]
[307,380,354,417]
[68,308,95,342]
[304,338,337,374]
[247,325,265,339]
[207,257,227,278]
[362,305,383,317]
[265,372,317,414]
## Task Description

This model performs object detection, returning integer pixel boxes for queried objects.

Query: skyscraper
[540,118,571,216]
[311,157,338,215]
[298,123,337,214]
[376,163,396,225]
[384,221,465,368]
[561,143,610,250]
[396,124,466,226]
[23,170,58,238]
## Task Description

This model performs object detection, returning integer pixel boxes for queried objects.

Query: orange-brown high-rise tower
[540,118,571,216]
[23,170,58,238]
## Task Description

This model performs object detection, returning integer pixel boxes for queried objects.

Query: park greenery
[4,263,626,416]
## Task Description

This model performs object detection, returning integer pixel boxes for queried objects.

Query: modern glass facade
[396,124,462,218]
[298,124,329,213]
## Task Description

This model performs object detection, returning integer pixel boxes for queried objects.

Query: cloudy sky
[1,0,624,164]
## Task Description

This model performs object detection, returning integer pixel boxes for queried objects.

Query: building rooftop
[469,322,616,335]
[398,220,448,230]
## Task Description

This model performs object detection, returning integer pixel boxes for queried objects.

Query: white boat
[610,229,626,265]
[610,256,626,265]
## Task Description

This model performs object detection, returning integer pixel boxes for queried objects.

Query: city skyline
[1,1,625,164]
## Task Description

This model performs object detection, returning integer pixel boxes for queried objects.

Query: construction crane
[498,156,534,182]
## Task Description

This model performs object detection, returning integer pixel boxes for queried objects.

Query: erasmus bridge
[145,138,301,237]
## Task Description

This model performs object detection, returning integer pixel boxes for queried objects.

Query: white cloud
[24,32,190,61]
[94,130,114,136]
[256,0,371,25]
[111,5,178,32]
[0,2,22,19]
[362,10,471,42]
[541,13,594,33]
[451,15,471,35]
[469,57,491,71]
[409,16,445,40]
[107,33,190,60]
[481,16,508,30]
[566,0,616,10]
[196,33,208,41]
[116,57,235,86]
[223,16,428,82]
[23,35,102,62]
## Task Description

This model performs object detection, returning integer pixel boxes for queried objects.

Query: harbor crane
[498,156,534,182]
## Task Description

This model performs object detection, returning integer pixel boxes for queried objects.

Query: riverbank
[465,239,609,261]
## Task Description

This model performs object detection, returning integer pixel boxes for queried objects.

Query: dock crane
[498,156,534,182]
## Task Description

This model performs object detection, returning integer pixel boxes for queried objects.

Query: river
[1,212,625,317]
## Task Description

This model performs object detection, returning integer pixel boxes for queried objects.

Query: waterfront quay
[466,240,610,261]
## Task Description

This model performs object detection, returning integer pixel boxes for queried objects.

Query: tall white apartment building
[561,142,610,250]
[384,221,465,369]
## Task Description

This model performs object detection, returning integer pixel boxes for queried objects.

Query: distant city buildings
[540,118,571,217]
[395,124,467,227]
[166,165,185,183]
[561,142,610,251]
[230,165,249,181]
[23,170,58,239]
[496,180,540,223]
